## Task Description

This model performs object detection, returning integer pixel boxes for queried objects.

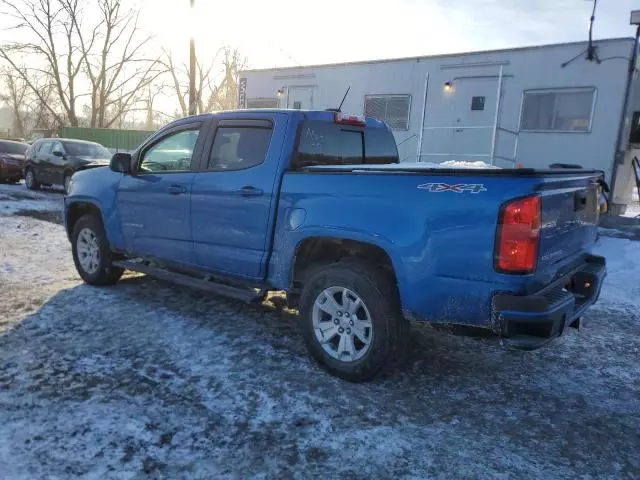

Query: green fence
[58,127,155,152]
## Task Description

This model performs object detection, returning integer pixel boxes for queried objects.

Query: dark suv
[0,139,29,183]
[24,138,112,193]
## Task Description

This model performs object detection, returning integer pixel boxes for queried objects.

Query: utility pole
[188,0,197,116]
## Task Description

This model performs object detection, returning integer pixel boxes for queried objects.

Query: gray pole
[188,0,197,116]
[416,74,429,163]
[489,65,504,166]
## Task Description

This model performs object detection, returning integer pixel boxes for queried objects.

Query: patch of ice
[592,236,640,306]
[74,354,123,376]
[0,216,71,286]
[598,227,635,239]
[0,183,63,216]
[0,198,63,215]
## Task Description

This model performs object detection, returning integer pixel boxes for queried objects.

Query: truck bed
[274,166,603,328]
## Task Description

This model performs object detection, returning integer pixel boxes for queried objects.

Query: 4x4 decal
[417,183,487,194]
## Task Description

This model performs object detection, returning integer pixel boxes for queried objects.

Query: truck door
[116,121,207,266]
[287,86,314,109]
[190,113,289,279]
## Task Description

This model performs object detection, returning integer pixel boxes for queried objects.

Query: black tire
[71,214,123,285]
[24,168,40,190]
[299,261,409,382]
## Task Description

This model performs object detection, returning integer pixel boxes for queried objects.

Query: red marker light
[334,112,366,126]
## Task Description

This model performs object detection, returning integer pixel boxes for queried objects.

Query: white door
[447,77,498,161]
[287,87,314,109]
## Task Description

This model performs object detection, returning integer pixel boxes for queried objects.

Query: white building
[239,38,640,213]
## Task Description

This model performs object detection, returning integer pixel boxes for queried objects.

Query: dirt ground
[0,183,639,479]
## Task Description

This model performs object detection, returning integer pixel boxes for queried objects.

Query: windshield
[0,141,28,155]
[62,141,111,158]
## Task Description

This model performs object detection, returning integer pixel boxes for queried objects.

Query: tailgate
[537,173,600,269]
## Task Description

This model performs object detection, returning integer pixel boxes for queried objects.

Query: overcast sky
[140,0,639,69]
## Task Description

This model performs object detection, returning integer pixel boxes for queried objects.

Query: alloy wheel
[312,286,374,362]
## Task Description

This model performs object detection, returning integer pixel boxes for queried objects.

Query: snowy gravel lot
[0,182,639,479]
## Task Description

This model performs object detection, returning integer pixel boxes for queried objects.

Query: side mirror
[52,150,64,157]
[110,152,133,174]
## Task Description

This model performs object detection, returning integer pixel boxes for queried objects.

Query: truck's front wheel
[71,214,123,285]
[299,261,408,381]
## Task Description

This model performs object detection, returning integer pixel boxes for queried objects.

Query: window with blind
[364,94,411,130]
[520,88,596,132]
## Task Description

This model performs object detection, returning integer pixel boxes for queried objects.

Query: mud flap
[569,316,583,330]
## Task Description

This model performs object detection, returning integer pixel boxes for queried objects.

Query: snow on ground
[0,182,64,216]
[593,236,640,308]
[0,189,639,478]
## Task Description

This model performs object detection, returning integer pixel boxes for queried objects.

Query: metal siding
[242,39,634,182]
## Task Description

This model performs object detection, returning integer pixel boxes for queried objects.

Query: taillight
[495,195,541,274]
[334,112,365,126]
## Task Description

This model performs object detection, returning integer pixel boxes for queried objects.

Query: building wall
[611,72,640,206]
[241,38,636,184]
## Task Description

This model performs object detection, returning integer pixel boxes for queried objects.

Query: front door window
[139,129,200,173]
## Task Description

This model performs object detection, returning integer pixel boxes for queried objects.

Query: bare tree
[161,46,247,117]
[1,66,59,137]
[0,0,162,128]
[0,70,29,137]
[142,83,166,130]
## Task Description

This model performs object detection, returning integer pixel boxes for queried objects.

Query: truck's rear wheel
[299,261,408,381]
[71,214,123,285]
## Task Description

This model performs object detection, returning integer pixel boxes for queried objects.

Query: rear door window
[207,126,273,171]
[292,121,398,169]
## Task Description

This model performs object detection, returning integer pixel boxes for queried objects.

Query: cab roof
[171,109,389,129]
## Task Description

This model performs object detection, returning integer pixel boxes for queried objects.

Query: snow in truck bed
[306,160,501,171]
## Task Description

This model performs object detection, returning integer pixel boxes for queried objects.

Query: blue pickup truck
[64,110,606,381]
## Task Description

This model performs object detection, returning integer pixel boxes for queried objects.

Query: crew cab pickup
[64,110,606,381]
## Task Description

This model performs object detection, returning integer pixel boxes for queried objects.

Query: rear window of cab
[292,121,399,169]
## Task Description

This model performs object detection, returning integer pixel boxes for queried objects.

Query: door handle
[235,186,264,197]
[168,184,187,195]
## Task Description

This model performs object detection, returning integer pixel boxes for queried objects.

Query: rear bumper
[493,254,606,350]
